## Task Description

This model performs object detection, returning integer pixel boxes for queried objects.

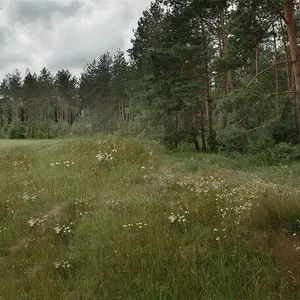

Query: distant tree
[23,70,38,138]
[111,50,130,131]
[54,69,79,125]
[80,53,113,133]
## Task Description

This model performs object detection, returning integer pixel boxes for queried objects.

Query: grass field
[1,137,300,299]
[0,139,62,150]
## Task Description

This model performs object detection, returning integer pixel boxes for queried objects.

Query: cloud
[0,0,150,79]
[9,0,83,26]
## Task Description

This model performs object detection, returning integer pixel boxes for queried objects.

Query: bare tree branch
[247,59,295,89]
[232,87,296,128]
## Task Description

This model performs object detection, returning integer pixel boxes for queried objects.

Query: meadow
[1,137,300,299]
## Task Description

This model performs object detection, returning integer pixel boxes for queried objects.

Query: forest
[3,1,300,298]
[1,0,300,156]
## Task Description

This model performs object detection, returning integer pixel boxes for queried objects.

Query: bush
[71,121,93,137]
[246,143,300,167]
[218,128,249,153]
[8,124,26,139]
[270,143,300,161]
[218,127,275,155]
[161,134,178,150]
[48,121,72,138]
[0,127,6,139]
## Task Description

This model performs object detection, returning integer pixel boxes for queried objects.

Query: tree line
[1,0,300,154]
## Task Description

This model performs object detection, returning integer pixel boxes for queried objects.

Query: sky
[0,0,151,80]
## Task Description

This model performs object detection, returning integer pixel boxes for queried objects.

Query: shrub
[269,143,300,161]
[218,128,249,153]
[245,143,300,167]
[8,124,26,139]
[71,121,93,137]
[0,127,6,139]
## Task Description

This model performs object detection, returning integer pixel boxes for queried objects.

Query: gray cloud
[0,0,151,79]
[9,0,83,27]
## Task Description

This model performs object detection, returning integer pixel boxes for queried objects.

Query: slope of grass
[1,137,300,299]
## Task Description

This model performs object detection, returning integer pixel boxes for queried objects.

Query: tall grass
[0,137,300,299]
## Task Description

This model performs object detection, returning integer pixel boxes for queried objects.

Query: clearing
[0,136,300,299]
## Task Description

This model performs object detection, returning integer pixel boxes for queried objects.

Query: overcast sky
[0,0,151,80]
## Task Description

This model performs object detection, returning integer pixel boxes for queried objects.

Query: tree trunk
[200,17,216,152]
[220,9,233,93]
[255,43,260,82]
[220,10,227,95]
[280,18,292,91]
[205,62,216,152]
[273,23,279,102]
[283,0,300,142]
[199,95,207,152]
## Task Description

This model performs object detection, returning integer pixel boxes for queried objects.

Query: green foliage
[218,127,249,153]
[70,120,93,137]
[8,124,26,140]
[0,127,6,139]
[46,121,72,138]
[273,105,299,145]
[216,84,296,154]
[219,127,276,156]
[0,0,299,157]
[253,143,300,166]
[271,143,300,161]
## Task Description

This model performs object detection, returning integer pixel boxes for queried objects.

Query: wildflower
[28,217,42,228]
[28,219,36,227]
[96,150,115,162]
[54,262,60,269]
[22,193,30,202]
[0,227,7,233]
[168,214,176,223]
[54,260,72,270]
[122,223,147,229]
[54,225,62,234]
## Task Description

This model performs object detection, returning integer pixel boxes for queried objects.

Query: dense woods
[1,0,300,154]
